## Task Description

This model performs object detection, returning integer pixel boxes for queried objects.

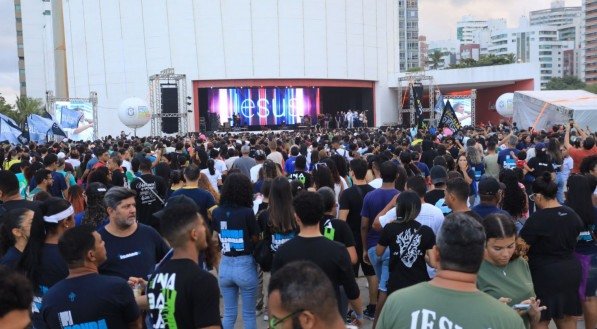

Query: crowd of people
[0,119,596,329]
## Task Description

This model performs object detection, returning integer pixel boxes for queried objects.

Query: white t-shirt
[214,159,227,174]
[379,203,444,236]
[121,159,132,173]
[369,178,383,189]
[267,151,284,169]
[200,168,222,191]
[225,156,239,170]
[250,164,263,183]
[65,158,81,169]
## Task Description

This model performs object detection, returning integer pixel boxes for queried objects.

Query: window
[17,44,23,49]
[43,10,51,15]
[16,31,22,36]
[15,4,21,11]
[16,18,21,23]
[20,82,26,87]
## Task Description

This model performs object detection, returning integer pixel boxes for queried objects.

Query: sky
[0,0,583,105]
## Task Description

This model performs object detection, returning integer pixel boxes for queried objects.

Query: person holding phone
[477,213,545,328]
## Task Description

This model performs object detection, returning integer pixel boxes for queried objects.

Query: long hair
[466,146,483,166]
[268,177,297,233]
[547,138,563,165]
[321,158,341,184]
[18,198,72,291]
[0,208,31,255]
[259,160,279,181]
[66,185,86,215]
[399,151,421,177]
[395,191,421,223]
[219,173,253,208]
[198,173,220,203]
[207,159,216,176]
[566,174,594,228]
[312,164,335,190]
[82,183,108,228]
[87,166,111,186]
[499,169,528,218]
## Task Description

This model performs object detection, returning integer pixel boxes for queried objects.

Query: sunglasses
[269,309,303,329]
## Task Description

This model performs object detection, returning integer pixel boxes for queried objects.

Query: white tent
[513,90,597,131]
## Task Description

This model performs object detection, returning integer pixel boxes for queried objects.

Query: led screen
[208,87,320,126]
[53,100,95,141]
[444,98,472,126]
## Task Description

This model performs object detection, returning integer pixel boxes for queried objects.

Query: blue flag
[0,118,22,144]
[27,114,66,142]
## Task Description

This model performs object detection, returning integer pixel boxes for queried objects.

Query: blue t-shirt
[471,204,509,219]
[0,246,22,269]
[32,244,69,328]
[211,205,260,257]
[415,162,430,177]
[42,273,139,329]
[29,171,68,198]
[285,156,298,175]
[169,188,216,221]
[98,224,170,280]
[86,157,98,170]
[361,188,400,249]
[498,148,520,168]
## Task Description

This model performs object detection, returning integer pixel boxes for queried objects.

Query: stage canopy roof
[513,90,597,131]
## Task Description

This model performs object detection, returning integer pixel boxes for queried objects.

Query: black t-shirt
[272,236,360,310]
[421,149,438,169]
[42,274,139,329]
[31,244,69,328]
[2,198,40,212]
[111,170,125,188]
[339,184,375,233]
[379,221,435,293]
[424,189,452,215]
[527,156,555,178]
[257,210,299,253]
[130,174,168,229]
[98,224,170,280]
[287,170,313,189]
[147,259,221,329]
[319,215,356,248]
[211,205,260,257]
[464,210,485,223]
[520,206,583,268]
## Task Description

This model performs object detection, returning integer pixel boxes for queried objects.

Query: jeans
[556,171,567,204]
[219,255,259,329]
[368,246,390,292]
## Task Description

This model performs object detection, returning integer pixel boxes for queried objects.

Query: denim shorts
[368,246,390,292]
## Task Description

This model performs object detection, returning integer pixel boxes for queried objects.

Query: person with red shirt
[564,122,597,174]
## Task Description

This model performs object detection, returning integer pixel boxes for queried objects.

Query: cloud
[419,0,582,40]
[0,0,19,98]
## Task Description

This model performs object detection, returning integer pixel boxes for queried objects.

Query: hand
[498,297,512,305]
[363,251,371,265]
[522,297,546,323]
[128,277,147,290]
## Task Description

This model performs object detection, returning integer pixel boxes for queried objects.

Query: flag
[27,114,66,142]
[434,91,444,114]
[438,100,461,131]
[411,83,426,130]
[55,106,83,129]
[0,113,18,127]
[0,118,23,144]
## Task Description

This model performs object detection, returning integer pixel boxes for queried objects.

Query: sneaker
[345,310,356,323]
[363,305,376,321]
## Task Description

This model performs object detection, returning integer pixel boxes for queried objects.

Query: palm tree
[429,50,443,70]
[14,96,45,129]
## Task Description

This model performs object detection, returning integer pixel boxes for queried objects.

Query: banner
[434,91,444,114]
[27,114,66,142]
[411,83,426,129]
[439,100,462,131]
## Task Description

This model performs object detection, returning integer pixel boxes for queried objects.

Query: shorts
[577,252,597,300]
[368,246,390,292]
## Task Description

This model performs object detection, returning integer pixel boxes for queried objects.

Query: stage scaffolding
[149,68,188,137]
[397,73,435,127]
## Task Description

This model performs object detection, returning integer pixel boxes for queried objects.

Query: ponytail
[208,159,215,176]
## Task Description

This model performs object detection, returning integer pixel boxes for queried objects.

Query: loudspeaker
[161,86,178,134]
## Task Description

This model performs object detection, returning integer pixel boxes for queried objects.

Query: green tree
[545,76,587,90]
[407,66,423,73]
[429,50,443,70]
[0,93,18,122]
[13,96,45,129]
[586,84,597,94]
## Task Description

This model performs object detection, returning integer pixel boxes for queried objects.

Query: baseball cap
[153,195,199,221]
[254,150,266,160]
[86,182,108,198]
[535,142,547,152]
[478,177,505,196]
[430,165,448,184]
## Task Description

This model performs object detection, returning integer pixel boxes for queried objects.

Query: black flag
[411,83,426,130]
[439,100,461,131]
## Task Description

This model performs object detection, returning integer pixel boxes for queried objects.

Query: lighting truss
[149,68,188,137]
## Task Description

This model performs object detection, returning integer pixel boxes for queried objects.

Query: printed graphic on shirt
[58,310,108,329]
[410,309,464,329]
[396,229,423,268]
[32,285,49,313]
[148,272,178,329]
[434,198,451,214]
[271,232,296,252]
[219,221,244,253]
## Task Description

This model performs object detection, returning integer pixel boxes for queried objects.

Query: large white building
[488,24,574,89]
[529,0,582,27]
[15,0,400,137]
[456,16,507,45]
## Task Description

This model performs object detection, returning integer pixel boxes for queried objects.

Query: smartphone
[512,304,530,311]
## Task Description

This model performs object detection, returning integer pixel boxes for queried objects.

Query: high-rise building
[586,0,597,84]
[488,25,574,89]
[418,35,428,69]
[530,0,582,27]
[456,16,507,45]
[398,0,420,71]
